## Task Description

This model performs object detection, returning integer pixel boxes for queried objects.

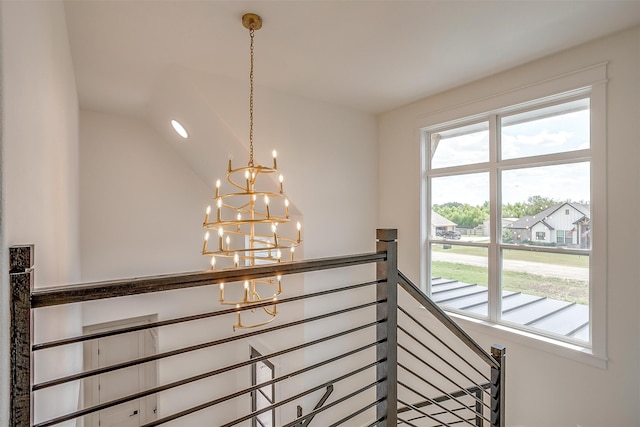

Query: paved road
[431,251,589,281]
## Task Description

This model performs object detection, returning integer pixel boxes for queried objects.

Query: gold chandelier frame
[201,13,302,330]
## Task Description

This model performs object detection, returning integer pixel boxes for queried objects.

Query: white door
[84,317,158,427]
[96,332,142,426]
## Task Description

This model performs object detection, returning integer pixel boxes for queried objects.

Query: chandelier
[201,13,302,330]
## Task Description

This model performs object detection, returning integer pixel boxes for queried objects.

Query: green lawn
[432,244,589,267]
[432,261,589,305]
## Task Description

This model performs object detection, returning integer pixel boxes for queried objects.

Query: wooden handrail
[31,252,386,308]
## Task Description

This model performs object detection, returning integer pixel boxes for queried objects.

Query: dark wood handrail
[31,252,386,308]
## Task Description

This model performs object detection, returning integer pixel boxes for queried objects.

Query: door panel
[83,316,158,427]
[97,332,141,427]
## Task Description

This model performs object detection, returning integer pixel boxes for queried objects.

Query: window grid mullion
[488,114,500,323]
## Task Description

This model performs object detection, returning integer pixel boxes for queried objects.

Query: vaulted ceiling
[64,0,640,116]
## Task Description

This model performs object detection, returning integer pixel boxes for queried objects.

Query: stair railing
[9,229,505,426]
[397,270,506,427]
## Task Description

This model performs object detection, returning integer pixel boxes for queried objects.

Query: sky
[429,101,590,207]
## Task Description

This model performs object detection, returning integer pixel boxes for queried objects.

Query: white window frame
[419,63,607,367]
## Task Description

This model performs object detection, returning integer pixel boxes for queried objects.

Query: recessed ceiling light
[171,119,188,139]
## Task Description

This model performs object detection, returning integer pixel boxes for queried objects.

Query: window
[425,94,595,347]
[251,347,275,427]
[556,230,576,245]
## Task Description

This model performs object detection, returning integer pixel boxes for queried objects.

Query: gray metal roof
[431,277,589,341]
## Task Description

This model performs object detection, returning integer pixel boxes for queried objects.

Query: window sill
[445,311,608,369]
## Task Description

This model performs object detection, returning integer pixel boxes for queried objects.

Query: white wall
[378,27,640,426]
[79,110,212,280]
[0,1,81,425]
[143,65,380,260]
[2,1,80,285]
[247,86,380,258]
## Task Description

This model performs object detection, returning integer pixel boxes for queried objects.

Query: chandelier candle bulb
[264,195,270,218]
[276,249,282,262]
[284,198,289,218]
[235,305,242,331]
[205,205,211,224]
[277,276,282,293]
[234,253,239,268]
[279,174,284,193]
[226,235,231,251]
[218,228,224,250]
[203,231,210,253]
[272,224,278,247]
[243,281,249,301]
[272,150,277,169]
[219,283,224,300]
[211,256,216,270]
[297,221,302,242]
[290,246,295,261]
[215,179,221,198]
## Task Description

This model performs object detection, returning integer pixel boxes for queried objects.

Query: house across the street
[431,210,457,236]
[506,202,591,249]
